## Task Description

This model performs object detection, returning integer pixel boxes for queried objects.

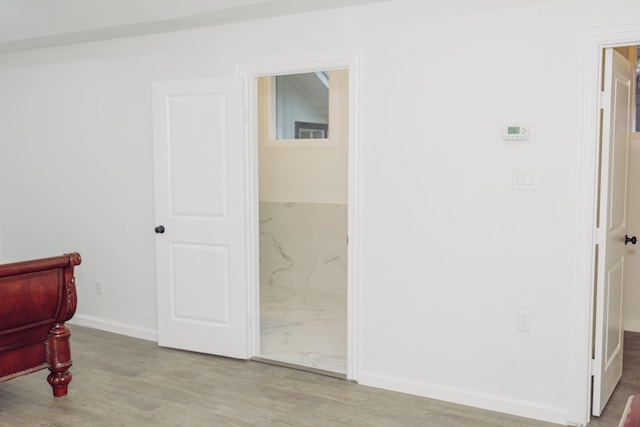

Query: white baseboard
[68,315,158,342]
[357,371,567,426]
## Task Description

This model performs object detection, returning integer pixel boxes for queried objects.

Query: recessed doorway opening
[255,69,349,376]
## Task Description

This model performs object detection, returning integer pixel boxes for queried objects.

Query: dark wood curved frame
[0,252,81,397]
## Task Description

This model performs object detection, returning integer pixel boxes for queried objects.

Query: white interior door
[152,77,248,359]
[592,48,634,416]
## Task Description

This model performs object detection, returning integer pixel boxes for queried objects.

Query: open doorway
[568,26,640,425]
[593,46,640,423]
[252,68,350,376]
[588,45,640,423]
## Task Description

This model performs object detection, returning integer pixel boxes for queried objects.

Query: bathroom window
[259,71,337,148]
[274,72,329,140]
[258,69,347,148]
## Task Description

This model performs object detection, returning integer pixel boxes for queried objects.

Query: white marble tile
[259,201,348,373]
[259,202,347,295]
[260,286,347,373]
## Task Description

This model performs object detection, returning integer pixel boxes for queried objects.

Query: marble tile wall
[259,201,347,296]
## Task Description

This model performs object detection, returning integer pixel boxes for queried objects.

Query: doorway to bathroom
[254,69,349,376]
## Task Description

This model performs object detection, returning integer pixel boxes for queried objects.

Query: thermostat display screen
[508,126,520,135]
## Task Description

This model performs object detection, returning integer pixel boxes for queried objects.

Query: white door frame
[237,53,362,380]
[571,26,640,426]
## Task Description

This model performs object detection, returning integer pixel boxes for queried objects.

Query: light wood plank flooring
[0,326,637,426]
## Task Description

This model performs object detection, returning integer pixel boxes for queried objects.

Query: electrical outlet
[517,310,533,332]
[95,280,103,296]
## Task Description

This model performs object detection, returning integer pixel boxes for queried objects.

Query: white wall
[1,0,638,424]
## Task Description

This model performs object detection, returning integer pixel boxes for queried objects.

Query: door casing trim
[237,53,362,380]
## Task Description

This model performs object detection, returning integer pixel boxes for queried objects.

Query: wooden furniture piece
[0,252,81,397]
[620,395,640,427]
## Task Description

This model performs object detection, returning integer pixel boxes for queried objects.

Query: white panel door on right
[152,77,248,359]
[592,48,634,417]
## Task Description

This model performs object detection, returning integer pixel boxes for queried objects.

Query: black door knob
[155,225,165,234]
[625,234,637,245]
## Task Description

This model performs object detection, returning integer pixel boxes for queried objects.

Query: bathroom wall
[258,70,349,295]
[258,70,349,204]
[259,201,347,295]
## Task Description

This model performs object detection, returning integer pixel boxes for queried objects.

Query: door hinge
[590,358,597,376]
[599,91,608,110]
[595,227,603,244]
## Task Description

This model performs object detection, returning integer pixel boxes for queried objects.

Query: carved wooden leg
[46,323,73,397]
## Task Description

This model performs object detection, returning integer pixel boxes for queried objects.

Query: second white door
[592,48,634,416]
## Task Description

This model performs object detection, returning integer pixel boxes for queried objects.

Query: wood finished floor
[0,326,638,427]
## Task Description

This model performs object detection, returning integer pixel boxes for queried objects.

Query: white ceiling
[0,0,387,53]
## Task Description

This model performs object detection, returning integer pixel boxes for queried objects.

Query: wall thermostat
[503,124,529,141]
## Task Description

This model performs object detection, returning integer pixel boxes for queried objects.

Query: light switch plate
[513,168,535,191]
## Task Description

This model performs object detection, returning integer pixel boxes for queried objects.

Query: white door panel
[168,92,228,217]
[172,244,229,324]
[592,48,633,416]
[153,77,248,359]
